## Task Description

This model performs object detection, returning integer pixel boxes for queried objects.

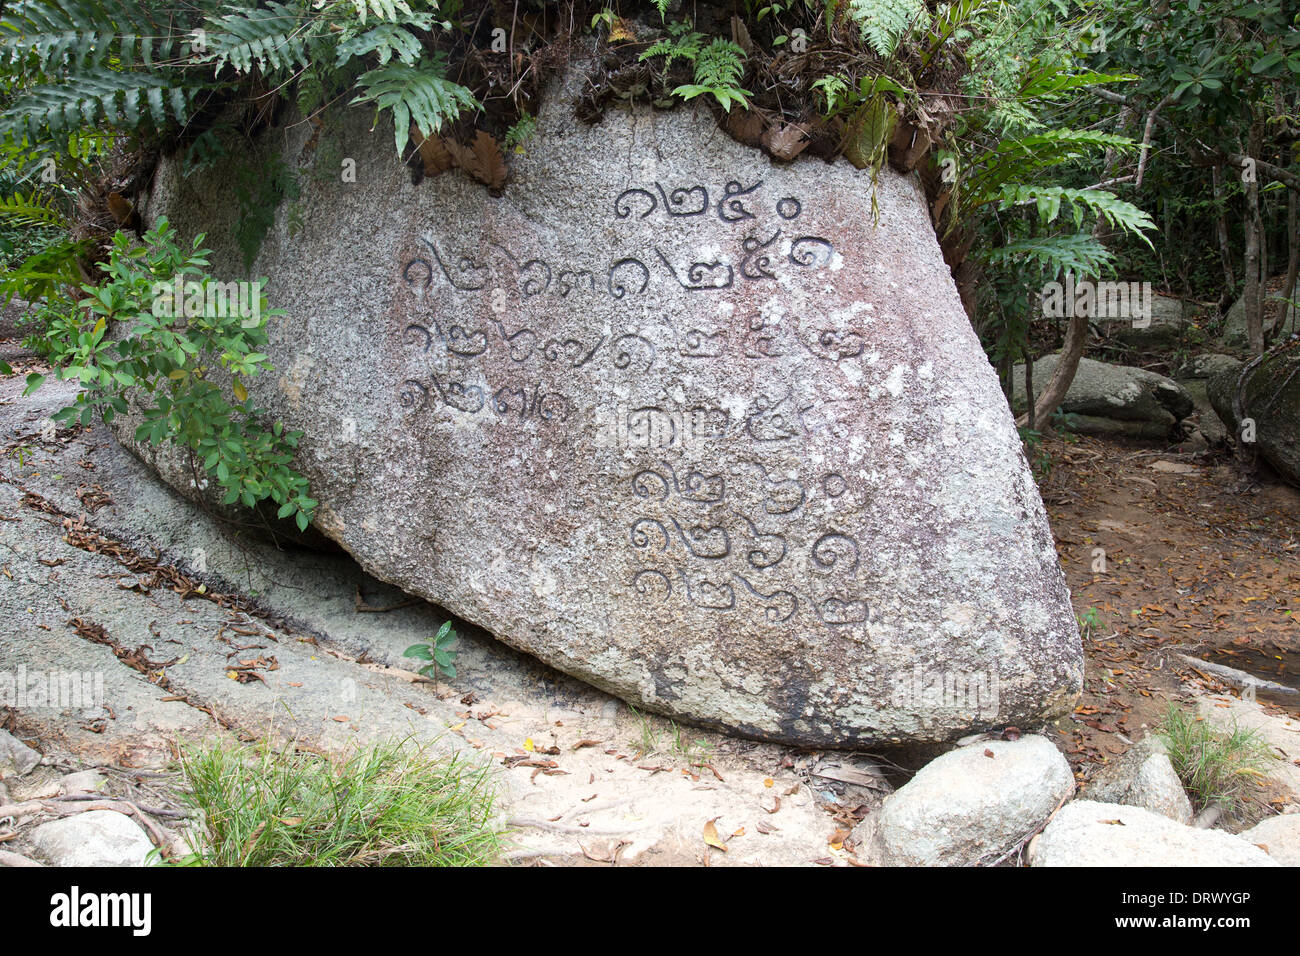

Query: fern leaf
[848,0,930,58]
[203,1,313,76]
[983,234,1115,277]
[0,0,171,72]
[0,190,69,228]
[993,185,1155,244]
[334,21,428,67]
[0,66,196,141]
[350,57,478,156]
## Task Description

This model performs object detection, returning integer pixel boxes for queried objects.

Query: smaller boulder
[1177,352,1245,381]
[1095,294,1189,350]
[1238,814,1300,866]
[1083,736,1192,824]
[1028,801,1277,867]
[0,729,40,778]
[860,735,1074,866]
[60,770,108,795]
[1012,356,1194,437]
[1219,292,1298,349]
[30,810,155,867]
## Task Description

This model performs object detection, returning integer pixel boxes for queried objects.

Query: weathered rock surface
[1239,814,1300,866]
[1220,289,1298,348]
[29,810,155,867]
[1209,350,1300,487]
[857,735,1074,865]
[1011,356,1194,439]
[60,770,108,795]
[1095,293,1189,350]
[1027,801,1278,867]
[127,70,1081,746]
[1084,736,1192,824]
[0,728,40,777]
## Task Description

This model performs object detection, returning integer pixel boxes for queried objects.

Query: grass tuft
[1156,705,1276,814]
[172,736,503,866]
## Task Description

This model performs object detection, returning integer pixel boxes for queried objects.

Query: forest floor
[1,357,1298,864]
[1037,432,1300,826]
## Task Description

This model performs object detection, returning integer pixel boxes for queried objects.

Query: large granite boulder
[127,71,1082,746]
[1208,351,1300,487]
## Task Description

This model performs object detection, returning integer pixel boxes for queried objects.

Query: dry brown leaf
[763,123,810,162]
[445,130,508,192]
[411,128,454,177]
[702,817,728,852]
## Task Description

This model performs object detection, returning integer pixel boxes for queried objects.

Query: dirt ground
[1035,432,1300,824]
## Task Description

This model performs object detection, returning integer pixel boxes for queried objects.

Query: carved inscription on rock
[394,176,879,638]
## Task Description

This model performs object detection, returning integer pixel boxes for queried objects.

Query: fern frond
[965,130,1137,199]
[334,21,428,66]
[203,1,314,76]
[0,66,196,141]
[983,234,1115,277]
[350,56,478,156]
[693,38,745,90]
[0,189,69,228]
[349,0,414,25]
[1,0,143,71]
[672,38,749,112]
[848,0,930,58]
[993,184,1155,243]
[639,25,704,72]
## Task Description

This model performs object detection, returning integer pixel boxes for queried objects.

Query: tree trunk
[1212,163,1236,292]
[1243,125,1265,355]
[1278,163,1299,342]
[1016,107,1134,430]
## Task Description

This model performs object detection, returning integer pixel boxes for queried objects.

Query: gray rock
[29,810,155,867]
[0,728,40,777]
[1028,801,1278,867]
[1095,294,1188,350]
[1177,352,1244,381]
[1084,736,1192,824]
[861,735,1075,866]
[1220,291,1298,349]
[1238,814,1300,866]
[1011,356,1194,435]
[126,66,1082,746]
[60,770,108,795]
[1177,378,1229,446]
[1209,351,1300,487]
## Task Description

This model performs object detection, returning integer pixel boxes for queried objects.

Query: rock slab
[0,728,39,777]
[1028,801,1278,867]
[132,71,1082,745]
[1238,815,1300,866]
